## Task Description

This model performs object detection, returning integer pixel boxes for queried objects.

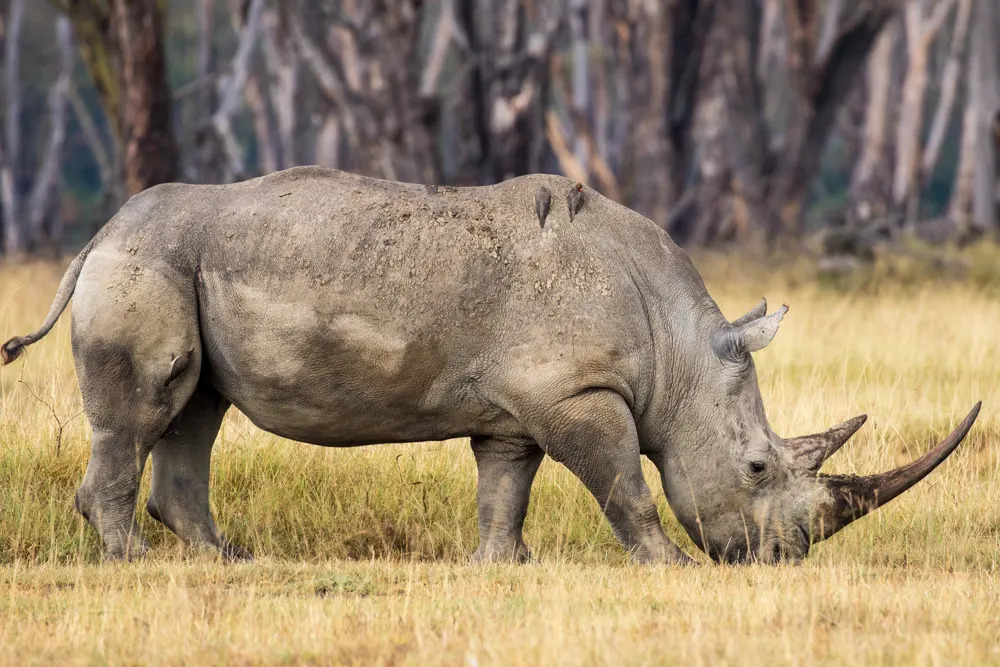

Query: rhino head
[657,298,980,564]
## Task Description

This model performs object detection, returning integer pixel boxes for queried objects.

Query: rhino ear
[731,298,767,327]
[712,305,788,361]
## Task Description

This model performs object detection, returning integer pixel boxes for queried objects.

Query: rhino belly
[195,277,506,446]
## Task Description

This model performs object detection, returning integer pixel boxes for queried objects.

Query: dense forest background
[0,0,998,256]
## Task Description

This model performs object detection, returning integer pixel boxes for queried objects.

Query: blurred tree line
[0,0,997,256]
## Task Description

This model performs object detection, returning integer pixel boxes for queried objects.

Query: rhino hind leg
[71,258,203,560]
[73,339,200,561]
[470,436,544,563]
[74,427,155,560]
[146,383,250,560]
[532,390,691,565]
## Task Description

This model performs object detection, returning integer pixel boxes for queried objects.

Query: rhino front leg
[470,436,544,563]
[147,384,250,560]
[534,390,691,564]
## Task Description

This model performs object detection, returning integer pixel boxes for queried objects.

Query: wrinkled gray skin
[1,167,979,564]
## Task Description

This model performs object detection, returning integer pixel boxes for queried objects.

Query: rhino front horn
[814,402,981,540]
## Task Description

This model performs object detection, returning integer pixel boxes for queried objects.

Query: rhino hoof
[471,541,533,564]
[102,539,150,563]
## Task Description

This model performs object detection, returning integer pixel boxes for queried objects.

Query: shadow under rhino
[1,167,982,565]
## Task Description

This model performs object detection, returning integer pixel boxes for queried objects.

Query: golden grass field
[1,248,999,665]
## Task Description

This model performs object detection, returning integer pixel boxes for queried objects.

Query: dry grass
[1,249,1000,665]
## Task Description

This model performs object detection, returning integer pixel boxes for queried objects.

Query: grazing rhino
[2,167,980,563]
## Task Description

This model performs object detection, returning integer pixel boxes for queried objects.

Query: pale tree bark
[546,0,621,199]
[665,0,902,244]
[26,16,75,248]
[191,0,217,180]
[69,87,117,201]
[463,0,560,183]
[892,0,957,223]
[261,8,299,169]
[851,20,899,224]
[53,0,178,196]
[816,0,846,62]
[286,0,440,182]
[1,0,25,254]
[286,9,364,165]
[243,74,279,174]
[569,0,590,177]
[420,0,462,99]
[613,0,713,232]
[757,0,785,82]
[949,0,999,235]
[209,0,266,182]
[588,0,608,162]
[314,114,341,168]
[921,0,972,181]
[767,0,903,236]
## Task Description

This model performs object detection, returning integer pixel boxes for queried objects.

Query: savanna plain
[1,248,999,666]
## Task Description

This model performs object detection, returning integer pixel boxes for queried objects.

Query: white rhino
[2,167,980,563]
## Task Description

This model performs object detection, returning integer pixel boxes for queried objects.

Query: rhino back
[100,167,684,445]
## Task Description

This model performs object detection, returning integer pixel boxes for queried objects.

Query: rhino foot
[101,535,151,563]
[630,543,695,566]
[470,540,534,565]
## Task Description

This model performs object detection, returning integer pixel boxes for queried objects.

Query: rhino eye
[749,460,766,474]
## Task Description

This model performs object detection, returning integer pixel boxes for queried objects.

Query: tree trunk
[479,0,557,183]
[191,0,216,180]
[112,0,178,195]
[261,9,299,170]
[0,0,25,254]
[69,87,117,201]
[210,0,266,182]
[616,0,712,232]
[314,114,341,168]
[288,0,440,184]
[244,73,279,174]
[26,16,75,248]
[851,20,899,224]
[949,0,998,235]
[922,0,973,181]
[768,0,901,236]
[569,0,590,178]
[893,0,956,224]
[53,0,178,196]
[968,0,999,234]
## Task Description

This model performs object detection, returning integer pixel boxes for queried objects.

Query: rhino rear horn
[784,414,868,472]
[712,305,788,361]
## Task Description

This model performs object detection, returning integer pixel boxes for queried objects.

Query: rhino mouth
[715,531,810,565]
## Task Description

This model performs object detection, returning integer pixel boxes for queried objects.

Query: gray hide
[2,167,980,563]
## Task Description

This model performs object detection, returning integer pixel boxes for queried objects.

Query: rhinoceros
[1,167,980,563]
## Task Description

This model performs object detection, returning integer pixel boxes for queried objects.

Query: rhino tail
[1,237,97,365]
